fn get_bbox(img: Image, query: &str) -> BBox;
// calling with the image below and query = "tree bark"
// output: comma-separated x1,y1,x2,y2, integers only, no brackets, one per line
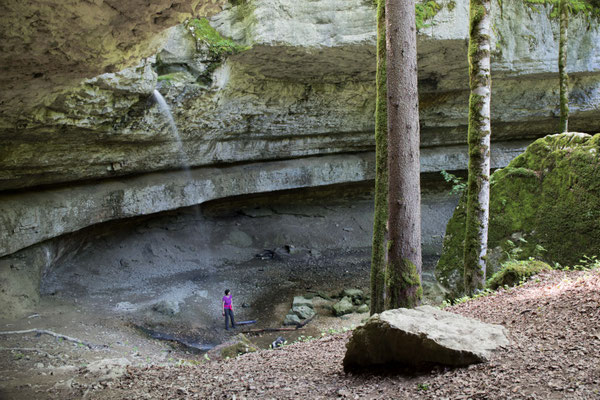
558,0,569,133
384,0,422,309
370,0,387,316
463,0,492,296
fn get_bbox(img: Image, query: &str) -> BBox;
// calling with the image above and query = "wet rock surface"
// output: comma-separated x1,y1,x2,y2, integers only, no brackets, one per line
1,180,457,318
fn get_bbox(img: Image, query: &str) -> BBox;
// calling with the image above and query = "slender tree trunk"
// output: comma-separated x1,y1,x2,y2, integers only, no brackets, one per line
370,0,387,315
463,0,492,296
558,0,569,133
384,0,422,309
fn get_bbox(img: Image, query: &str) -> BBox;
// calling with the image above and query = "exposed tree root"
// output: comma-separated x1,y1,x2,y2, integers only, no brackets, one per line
0,329,105,349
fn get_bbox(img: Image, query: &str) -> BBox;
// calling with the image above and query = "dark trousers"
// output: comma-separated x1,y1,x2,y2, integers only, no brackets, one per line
224,308,235,329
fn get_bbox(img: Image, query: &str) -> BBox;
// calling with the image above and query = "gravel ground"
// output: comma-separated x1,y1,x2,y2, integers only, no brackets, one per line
81,269,600,399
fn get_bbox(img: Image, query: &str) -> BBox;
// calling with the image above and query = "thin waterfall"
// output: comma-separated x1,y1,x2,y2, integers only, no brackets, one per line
153,89,199,216
153,89,190,167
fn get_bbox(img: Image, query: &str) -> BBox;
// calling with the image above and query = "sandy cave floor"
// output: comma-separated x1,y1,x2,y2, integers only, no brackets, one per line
1,269,599,399
0,247,378,400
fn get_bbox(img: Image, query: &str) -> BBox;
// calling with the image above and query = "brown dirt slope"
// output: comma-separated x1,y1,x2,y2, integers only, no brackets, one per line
97,269,600,399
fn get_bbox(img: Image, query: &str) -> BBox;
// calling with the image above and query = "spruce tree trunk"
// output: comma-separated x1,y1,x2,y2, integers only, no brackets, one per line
370,0,387,316
463,0,492,295
384,0,422,309
558,0,569,133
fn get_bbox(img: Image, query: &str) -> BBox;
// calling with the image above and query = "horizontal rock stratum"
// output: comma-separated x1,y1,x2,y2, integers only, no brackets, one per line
343,305,510,371
2,0,599,192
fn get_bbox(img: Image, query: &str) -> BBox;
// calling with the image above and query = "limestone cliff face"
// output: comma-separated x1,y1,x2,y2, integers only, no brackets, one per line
1,0,599,258
0,0,227,126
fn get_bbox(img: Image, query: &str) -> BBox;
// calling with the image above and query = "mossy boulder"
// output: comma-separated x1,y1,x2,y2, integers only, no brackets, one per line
333,297,355,316
436,133,600,296
210,334,258,360
486,260,551,290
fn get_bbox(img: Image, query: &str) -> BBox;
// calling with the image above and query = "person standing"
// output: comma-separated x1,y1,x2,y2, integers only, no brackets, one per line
222,289,235,330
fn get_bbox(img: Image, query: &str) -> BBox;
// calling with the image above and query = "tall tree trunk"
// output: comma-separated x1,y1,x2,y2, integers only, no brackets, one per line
558,0,569,133
384,0,422,309
370,0,387,315
463,0,492,296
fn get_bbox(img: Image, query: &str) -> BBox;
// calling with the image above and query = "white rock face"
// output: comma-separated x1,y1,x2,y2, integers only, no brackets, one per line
3,0,598,192
223,0,375,47
343,305,510,371
0,0,599,316
0,0,227,123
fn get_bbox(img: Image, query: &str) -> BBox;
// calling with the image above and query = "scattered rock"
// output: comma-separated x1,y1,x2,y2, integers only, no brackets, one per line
341,288,365,305
356,304,369,314
284,295,317,324
151,300,181,316
292,296,313,309
255,249,275,260
83,358,130,383
343,305,510,371
333,297,354,316
292,305,315,320
284,244,299,255
115,301,137,312
270,336,286,349
283,313,302,326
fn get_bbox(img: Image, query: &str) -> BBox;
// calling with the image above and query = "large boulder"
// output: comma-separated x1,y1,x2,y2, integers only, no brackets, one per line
436,133,600,297
343,306,509,372
284,296,316,325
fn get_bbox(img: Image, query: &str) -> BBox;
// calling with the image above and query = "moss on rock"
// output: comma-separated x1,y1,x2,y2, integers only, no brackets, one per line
185,18,248,57
486,259,551,290
436,132,600,297
217,334,258,359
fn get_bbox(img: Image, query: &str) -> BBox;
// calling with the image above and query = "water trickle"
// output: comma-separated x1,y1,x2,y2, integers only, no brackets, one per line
153,89,189,166
153,89,199,216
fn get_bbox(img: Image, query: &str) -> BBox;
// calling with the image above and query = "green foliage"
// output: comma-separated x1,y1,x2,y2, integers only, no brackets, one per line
417,383,431,391
571,255,600,270
487,259,551,289
157,73,181,82
416,1,443,29
522,0,600,19
441,170,466,194
441,287,495,307
185,18,248,57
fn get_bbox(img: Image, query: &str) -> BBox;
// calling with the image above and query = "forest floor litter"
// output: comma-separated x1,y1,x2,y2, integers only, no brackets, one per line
2,269,599,399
